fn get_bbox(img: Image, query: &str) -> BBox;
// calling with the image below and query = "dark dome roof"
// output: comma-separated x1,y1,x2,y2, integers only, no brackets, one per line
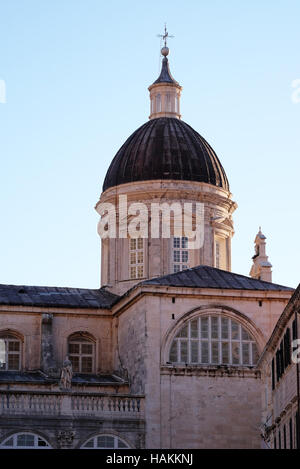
103,118,229,192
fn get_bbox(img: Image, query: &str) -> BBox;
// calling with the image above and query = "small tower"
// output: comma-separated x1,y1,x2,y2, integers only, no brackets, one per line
249,227,272,282
148,28,182,120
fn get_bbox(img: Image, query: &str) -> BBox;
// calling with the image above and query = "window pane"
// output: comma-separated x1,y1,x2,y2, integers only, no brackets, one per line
70,356,79,372
177,324,188,338
8,341,20,352
137,266,143,278
130,252,136,264
221,342,229,364
182,251,188,262
201,341,209,363
17,434,35,447
211,317,219,339
82,356,93,373
242,328,250,341
137,238,143,249
69,343,79,354
130,267,136,279
173,237,180,248
169,341,178,362
130,238,136,250
252,343,259,365
173,264,180,273
211,342,219,364
181,237,188,248
221,318,229,339
97,436,114,448
137,252,143,263
231,321,240,340
191,341,198,363
174,251,180,262
242,343,250,364
201,318,208,339
232,342,240,365
190,319,198,338
81,344,93,355
8,354,20,370
180,341,188,362
0,339,6,368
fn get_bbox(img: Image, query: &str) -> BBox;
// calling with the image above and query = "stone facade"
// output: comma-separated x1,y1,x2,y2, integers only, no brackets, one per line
0,40,296,450
259,285,300,449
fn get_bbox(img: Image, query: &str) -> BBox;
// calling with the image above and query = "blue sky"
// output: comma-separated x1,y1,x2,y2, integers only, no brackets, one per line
0,0,299,289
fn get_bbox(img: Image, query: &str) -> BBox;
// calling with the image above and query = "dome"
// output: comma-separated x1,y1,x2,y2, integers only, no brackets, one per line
102,118,229,192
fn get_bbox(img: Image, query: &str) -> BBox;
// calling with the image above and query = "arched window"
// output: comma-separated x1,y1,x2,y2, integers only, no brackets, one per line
156,94,161,113
81,434,130,449
169,315,259,366
68,333,95,373
0,332,22,371
0,432,51,449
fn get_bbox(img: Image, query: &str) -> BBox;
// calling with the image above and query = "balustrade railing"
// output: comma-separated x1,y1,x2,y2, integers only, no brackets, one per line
0,391,144,418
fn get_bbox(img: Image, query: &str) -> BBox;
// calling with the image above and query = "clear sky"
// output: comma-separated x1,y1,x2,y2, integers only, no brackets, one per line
0,0,299,289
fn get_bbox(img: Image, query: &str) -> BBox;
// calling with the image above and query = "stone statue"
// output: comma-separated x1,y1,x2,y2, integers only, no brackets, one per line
60,355,73,390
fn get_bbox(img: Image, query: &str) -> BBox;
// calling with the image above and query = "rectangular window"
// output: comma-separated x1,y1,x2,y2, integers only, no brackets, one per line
290,418,293,449
129,238,144,279
284,328,291,367
173,237,189,273
271,358,275,390
296,412,300,449
0,337,21,371
276,350,280,381
280,341,285,376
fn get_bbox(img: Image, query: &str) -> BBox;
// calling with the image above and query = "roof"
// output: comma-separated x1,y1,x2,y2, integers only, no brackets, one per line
0,284,119,309
0,371,52,383
0,371,126,385
0,266,292,311
142,265,293,291
103,118,229,192
152,57,179,85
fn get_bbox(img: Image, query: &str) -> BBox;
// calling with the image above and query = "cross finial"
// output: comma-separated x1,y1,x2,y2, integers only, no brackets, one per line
157,24,174,48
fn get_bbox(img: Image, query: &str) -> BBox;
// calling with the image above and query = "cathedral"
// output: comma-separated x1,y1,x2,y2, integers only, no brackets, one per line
0,38,295,449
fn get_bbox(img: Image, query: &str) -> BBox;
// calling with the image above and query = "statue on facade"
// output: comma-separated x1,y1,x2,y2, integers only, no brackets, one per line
59,355,73,390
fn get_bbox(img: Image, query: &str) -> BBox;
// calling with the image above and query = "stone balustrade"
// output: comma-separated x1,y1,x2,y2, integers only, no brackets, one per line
0,390,144,418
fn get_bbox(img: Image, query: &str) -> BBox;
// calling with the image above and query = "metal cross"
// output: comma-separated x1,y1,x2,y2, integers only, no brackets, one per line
157,24,174,48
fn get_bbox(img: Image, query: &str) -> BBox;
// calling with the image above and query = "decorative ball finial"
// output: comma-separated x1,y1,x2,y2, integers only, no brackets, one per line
161,46,169,57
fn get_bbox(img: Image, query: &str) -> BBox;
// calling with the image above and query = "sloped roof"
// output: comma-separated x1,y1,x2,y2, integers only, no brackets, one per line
152,57,179,85
0,284,119,309
142,265,293,291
